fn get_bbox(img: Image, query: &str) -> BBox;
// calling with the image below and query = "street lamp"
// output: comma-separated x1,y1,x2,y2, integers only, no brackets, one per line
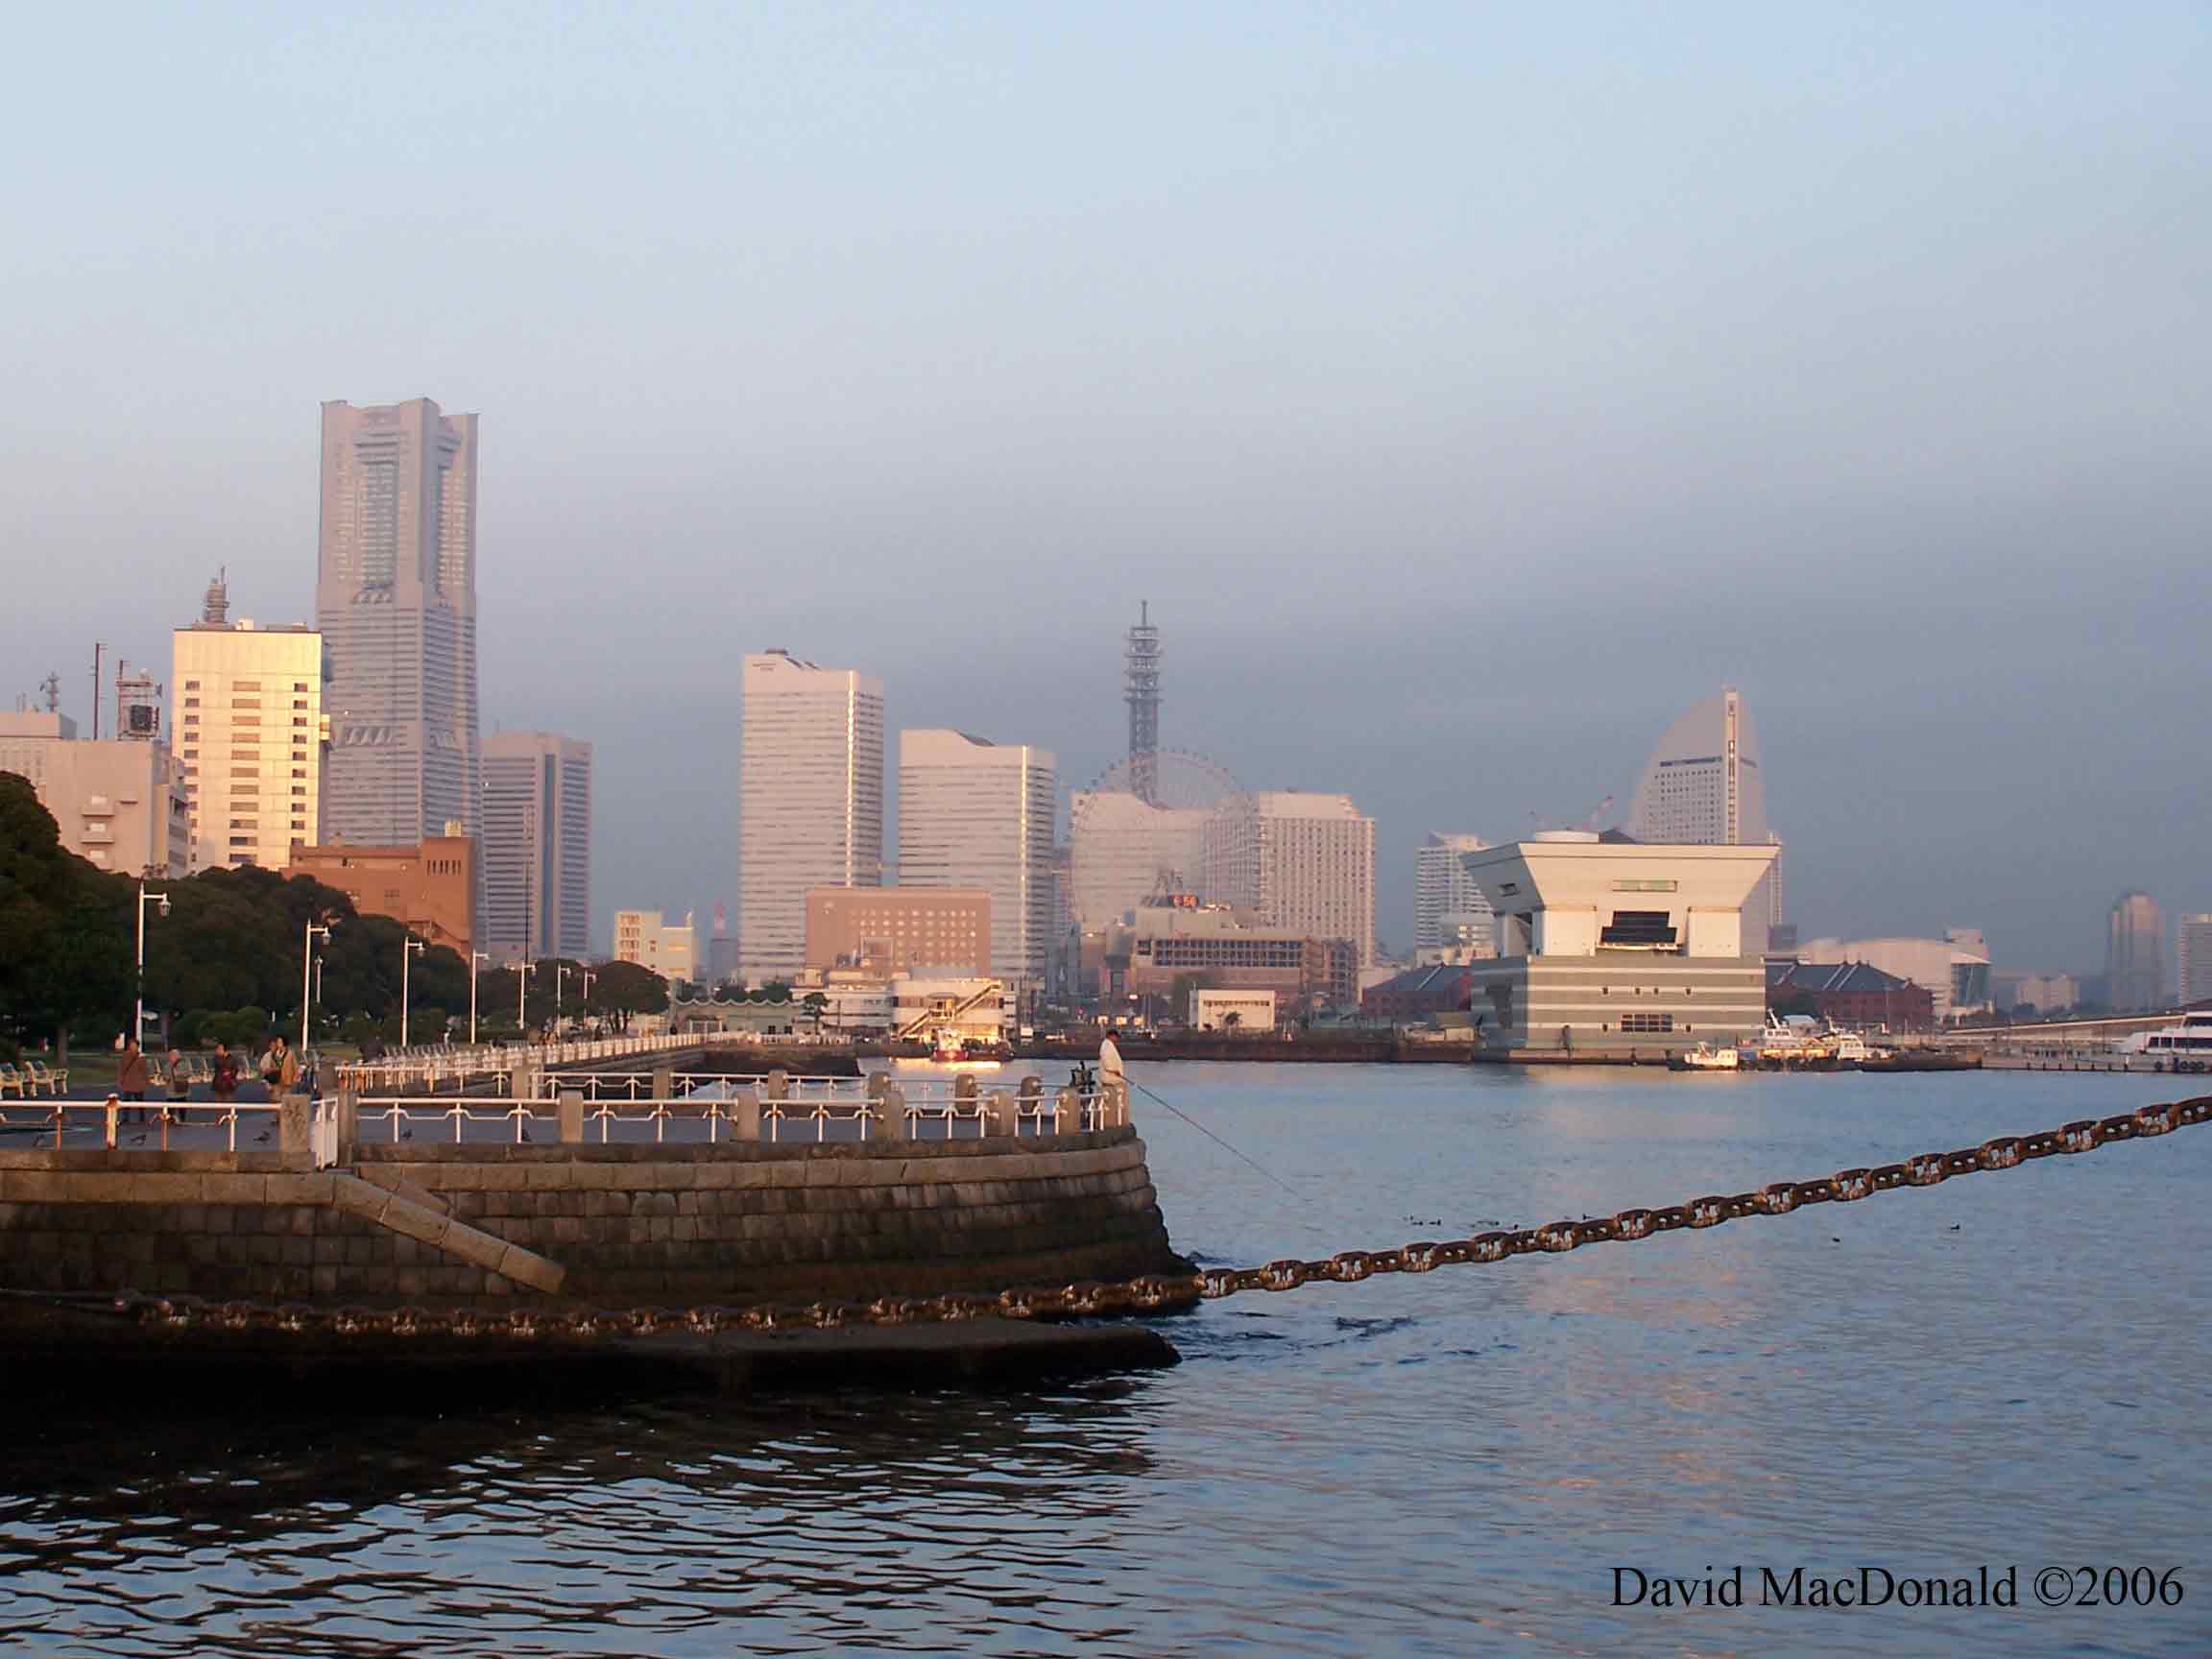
517,959,534,1037
580,967,596,1029
400,934,426,1049
301,917,332,1061
134,882,171,1047
554,964,570,1032
469,950,490,1046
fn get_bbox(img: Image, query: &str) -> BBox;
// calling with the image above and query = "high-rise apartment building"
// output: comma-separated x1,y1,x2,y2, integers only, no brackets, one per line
2177,915,2212,1006
613,909,697,983
480,732,591,963
1627,686,1783,950
172,573,325,871
1252,792,1375,966
1415,832,1494,954
316,397,480,845
897,729,1055,984
2106,892,2166,1012
0,712,188,877
738,651,884,983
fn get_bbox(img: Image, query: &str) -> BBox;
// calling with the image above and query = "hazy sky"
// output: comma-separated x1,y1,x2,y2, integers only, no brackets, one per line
6,3,2207,973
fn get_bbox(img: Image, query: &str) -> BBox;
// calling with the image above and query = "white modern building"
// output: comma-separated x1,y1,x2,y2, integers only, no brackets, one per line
480,731,591,963
738,651,884,983
613,908,697,984
171,574,325,872
897,729,1055,986
2105,892,2166,1012
1627,687,1783,950
0,712,189,877
1458,832,1778,1052
1415,831,1495,955
2180,915,2212,1007
316,397,480,845
1191,988,1278,1032
1253,791,1375,966
1795,933,1993,1024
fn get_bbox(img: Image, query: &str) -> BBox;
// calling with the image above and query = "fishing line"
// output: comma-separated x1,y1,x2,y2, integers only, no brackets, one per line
1122,1075,1305,1204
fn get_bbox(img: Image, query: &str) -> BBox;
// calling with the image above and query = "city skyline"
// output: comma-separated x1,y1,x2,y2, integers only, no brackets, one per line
6,8,2208,973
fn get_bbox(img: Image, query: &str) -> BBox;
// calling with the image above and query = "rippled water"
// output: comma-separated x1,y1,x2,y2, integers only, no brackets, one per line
5,1063,2208,1656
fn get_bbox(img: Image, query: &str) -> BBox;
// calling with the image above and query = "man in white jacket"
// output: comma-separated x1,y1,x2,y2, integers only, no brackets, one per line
1095,1028,1127,1122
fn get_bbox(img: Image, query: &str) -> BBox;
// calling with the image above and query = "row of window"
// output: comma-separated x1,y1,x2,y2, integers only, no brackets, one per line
181,681,310,693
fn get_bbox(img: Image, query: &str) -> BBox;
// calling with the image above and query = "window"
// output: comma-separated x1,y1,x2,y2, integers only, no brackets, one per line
184,681,200,691
182,697,200,709
182,714,199,726
1622,1012,1673,1034
228,835,253,847
291,786,307,797
232,698,261,709
293,682,308,692
291,769,307,780
234,681,261,691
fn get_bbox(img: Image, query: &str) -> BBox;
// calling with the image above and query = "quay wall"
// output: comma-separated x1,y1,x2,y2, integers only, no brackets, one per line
0,1128,1180,1307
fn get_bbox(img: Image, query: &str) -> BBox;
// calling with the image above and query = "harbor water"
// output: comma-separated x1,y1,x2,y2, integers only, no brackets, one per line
4,1062,2207,1656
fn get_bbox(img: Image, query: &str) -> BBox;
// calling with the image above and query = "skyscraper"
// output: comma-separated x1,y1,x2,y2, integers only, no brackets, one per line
2178,914,2212,1006
172,573,325,872
1627,686,1782,950
2105,892,2166,1012
316,397,480,845
898,730,1056,984
480,731,591,963
738,651,884,983
1253,792,1376,966
1415,832,1494,954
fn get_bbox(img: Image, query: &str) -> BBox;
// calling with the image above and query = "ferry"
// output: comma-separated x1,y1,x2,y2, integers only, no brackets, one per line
2117,1010,2212,1058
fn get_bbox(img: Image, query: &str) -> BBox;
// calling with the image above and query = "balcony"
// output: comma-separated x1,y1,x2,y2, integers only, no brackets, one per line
82,795,114,816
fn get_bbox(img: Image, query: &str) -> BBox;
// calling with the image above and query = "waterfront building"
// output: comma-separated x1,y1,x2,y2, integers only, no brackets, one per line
2180,915,2212,1007
1415,831,1495,955
1109,902,1358,1011
805,886,991,977
613,909,697,983
316,397,480,845
480,731,591,963
171,574,325,872
2106,892,2167,1011
1253,792,1376,967
1626,687,1783,950
1458,832,1778,1052
286,831,474,953
738,651,884,983
897,730,1054,985
1767,960,1936,1032
0,712,188,877
1793,934,1992,1025
1191,989,1278,1032
1361,962,1477,1025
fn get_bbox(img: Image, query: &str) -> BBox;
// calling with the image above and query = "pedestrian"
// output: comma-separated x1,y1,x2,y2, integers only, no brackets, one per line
259,1037,284,1097
116,1037,151,1124
276,1037,301,1096
165,1045,190,1117
210,1041,241,1107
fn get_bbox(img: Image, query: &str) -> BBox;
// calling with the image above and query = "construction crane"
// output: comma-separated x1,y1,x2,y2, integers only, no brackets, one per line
1581,795,1615,831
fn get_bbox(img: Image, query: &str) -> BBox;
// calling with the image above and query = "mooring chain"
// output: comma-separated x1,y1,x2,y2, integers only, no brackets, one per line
108,1097,2211,1341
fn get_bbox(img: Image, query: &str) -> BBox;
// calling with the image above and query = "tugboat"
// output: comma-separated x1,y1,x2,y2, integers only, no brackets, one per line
1669,1041,1742,1071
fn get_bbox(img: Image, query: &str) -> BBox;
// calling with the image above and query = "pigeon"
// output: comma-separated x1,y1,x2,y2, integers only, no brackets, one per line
253,1129,272,1143
1948,1223,1961,1231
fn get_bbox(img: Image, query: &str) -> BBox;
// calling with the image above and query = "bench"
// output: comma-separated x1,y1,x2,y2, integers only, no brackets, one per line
24,1061,68,1097
0,1063,25,1099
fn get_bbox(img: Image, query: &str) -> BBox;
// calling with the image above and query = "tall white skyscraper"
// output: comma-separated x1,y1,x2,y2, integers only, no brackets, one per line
316,397,480,845
480,731,591,963
1627,686,1782,950
898,730,1055,984
2178,914,2212,1006
1415,832,1494,954
2105,891,2166,1011
1253,792,1376,966
172,573,325,873
739,651,884,983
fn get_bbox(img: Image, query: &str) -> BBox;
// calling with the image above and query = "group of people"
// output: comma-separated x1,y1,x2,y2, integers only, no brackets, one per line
110,1035,303,1122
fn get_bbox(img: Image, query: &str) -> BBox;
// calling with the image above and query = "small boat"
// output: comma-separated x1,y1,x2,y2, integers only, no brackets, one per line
928,1028,963,1063
1670,1041,1741,1071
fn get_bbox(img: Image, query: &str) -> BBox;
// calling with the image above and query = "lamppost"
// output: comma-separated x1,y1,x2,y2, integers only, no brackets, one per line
517,960,534,1037
554,964,570,1033
469,950,489,1046
400,935,425,1049
134,882,171,1047
301,917,332,1061
579,967,596,1030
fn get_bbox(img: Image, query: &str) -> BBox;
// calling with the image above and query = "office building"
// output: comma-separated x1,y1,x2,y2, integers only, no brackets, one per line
480,731,591,963
1253,791,1376,967
287,831,474,953
738,651,884,982
613,909,698,983
1626,687,1783,950
316,397,480,844
2177,916,2212,1006
0,712,188,877
2106,892,2167,1011
172,573,325,872
897,729,1054,984
805,887,991,977
1459,832,1779,1052
1415,831,1494,955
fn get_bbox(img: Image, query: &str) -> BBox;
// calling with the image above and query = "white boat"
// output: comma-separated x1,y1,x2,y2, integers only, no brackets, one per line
1670,1041,1741,1070
2117,1010,2212,1057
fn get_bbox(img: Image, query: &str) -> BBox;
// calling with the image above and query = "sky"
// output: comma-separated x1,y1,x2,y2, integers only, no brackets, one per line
4,2,2207,974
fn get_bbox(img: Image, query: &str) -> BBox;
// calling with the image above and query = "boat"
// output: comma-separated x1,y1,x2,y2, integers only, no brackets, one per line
1669,1041,1741,1071
2117,1010,2212,1061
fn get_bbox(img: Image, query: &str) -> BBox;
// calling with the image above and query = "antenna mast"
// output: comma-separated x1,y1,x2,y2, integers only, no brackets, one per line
1123,601,1161,805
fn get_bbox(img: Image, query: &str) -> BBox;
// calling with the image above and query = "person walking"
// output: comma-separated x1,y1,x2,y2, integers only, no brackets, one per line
116,1038,151,1124
276,1038,301,1096
209,1042,241,1107
165,1046,191,1117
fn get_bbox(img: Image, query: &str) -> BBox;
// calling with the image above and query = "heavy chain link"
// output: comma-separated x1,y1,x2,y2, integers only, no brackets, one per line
107,1096,2210,1341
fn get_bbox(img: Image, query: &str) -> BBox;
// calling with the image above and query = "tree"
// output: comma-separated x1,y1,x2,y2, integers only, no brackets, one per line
0,773,132,1056
589,959,669,1031
1221,1010,1243,1034
802,991,829,1032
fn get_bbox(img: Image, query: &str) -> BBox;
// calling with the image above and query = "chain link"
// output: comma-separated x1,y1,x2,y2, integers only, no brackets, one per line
106,1096,2209,1341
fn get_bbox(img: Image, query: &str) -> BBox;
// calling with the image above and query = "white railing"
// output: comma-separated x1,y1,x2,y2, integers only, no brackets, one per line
333,1032,695,1094
0,1100,286,1153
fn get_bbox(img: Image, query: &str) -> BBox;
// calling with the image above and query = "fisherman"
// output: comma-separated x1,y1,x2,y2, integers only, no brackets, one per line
1096,1026,1127,1120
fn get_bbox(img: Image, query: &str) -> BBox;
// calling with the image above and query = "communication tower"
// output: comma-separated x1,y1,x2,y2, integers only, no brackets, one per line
115,661,163,742
1123,602,1161,805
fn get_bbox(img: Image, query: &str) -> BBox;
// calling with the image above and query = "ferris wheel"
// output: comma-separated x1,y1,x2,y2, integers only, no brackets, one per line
1068,749,1258,926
